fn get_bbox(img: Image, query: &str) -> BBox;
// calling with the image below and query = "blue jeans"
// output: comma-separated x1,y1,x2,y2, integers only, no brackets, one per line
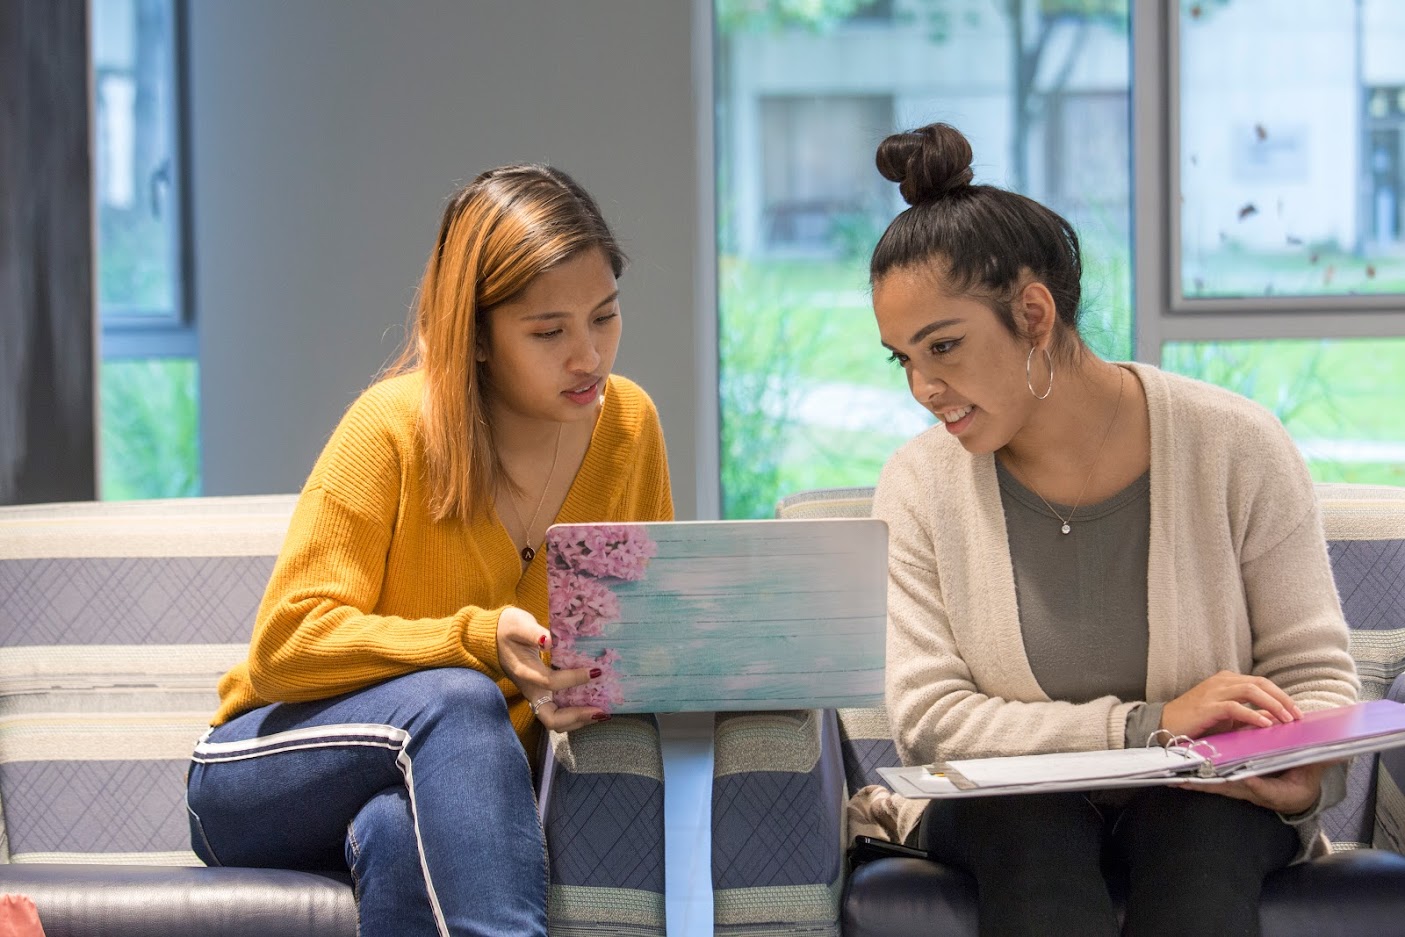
186,668,547,937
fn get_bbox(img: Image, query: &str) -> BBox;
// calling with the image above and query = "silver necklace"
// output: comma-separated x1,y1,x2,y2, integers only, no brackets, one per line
1028,368,1125,535
502,425,563,563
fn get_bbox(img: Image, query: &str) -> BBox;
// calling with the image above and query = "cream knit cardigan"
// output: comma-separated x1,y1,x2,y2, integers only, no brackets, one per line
874,363,1359,848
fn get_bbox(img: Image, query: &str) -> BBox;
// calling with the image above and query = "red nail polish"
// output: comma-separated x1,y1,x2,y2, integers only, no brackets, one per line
589,668,602,679
539,635,547,648
591,713,610,722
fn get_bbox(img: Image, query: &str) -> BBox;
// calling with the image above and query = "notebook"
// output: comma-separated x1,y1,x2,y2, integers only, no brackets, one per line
879,699,1405,799
544,518,888,713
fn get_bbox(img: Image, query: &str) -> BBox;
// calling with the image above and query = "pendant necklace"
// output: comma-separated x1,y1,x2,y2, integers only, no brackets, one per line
503,425,563,563
1029,368,1125,535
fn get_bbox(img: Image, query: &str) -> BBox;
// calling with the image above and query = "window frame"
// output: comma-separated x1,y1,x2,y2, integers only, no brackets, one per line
707,0,1405,515
95,0,196,361
1144,0,1405,336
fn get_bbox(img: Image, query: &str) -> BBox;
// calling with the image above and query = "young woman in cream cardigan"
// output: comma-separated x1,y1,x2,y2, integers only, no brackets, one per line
186,165,672,936
870,123,1358,937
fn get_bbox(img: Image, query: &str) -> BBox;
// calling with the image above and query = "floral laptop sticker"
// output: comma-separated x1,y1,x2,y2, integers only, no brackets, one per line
545,518,887,713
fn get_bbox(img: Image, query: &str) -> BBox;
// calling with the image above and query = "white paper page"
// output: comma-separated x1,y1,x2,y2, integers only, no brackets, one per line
877,757,1207,800
946,746,1202,789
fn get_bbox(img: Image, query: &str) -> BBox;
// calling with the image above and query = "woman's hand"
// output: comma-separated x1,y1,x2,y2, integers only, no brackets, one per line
496,606,608,732
1160,670,1302,739
1179,762,1328,816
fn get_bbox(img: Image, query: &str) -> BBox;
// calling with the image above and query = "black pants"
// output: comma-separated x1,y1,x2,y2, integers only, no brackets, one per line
919,785,1299,937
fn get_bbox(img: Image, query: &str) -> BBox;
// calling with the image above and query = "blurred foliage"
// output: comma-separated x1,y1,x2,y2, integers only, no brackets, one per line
718,258,837,518
100,357,201,500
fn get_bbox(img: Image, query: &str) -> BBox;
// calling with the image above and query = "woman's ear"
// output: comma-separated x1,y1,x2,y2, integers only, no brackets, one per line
1017,280,1058,348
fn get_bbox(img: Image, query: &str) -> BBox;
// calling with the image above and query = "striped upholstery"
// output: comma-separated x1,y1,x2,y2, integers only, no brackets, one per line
776,483,1405,858
0,495,663,935
0,495,295,866
696,490,878,935
711,710,844,937
540,714,667,936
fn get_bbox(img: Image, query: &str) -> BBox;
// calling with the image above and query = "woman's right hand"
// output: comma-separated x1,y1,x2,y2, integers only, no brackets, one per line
1160,670,1303,739
496,605,608,732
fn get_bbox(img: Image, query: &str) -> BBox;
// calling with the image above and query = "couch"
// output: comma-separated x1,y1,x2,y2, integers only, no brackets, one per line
756,483,1405,937
0,495,669,937
5,483,1403,936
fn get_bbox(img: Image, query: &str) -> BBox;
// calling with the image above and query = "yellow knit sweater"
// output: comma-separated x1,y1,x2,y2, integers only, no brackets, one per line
211,371,673,749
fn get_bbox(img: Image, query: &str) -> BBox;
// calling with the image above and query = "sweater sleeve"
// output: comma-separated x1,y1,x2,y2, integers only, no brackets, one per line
246,486,506,704
1238,421,1359,712
243,396,506,705
877,450,1140,766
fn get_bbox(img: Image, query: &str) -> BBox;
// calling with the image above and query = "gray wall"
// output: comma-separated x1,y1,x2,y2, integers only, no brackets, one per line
186,0,713,517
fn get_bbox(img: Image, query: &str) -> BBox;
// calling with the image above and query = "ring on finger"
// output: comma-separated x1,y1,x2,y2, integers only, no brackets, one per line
530,694,553,717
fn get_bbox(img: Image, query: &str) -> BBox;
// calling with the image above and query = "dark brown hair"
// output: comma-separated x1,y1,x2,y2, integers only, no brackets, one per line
870,123,1083,347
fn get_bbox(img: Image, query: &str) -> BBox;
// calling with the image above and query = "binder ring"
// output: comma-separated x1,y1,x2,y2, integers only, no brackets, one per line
1145,728,1177,749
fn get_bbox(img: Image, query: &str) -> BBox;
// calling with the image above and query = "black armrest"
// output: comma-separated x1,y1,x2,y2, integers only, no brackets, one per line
0,864,356,937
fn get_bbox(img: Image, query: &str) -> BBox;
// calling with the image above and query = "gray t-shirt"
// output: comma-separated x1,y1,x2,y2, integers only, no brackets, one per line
996,460,1163,747
996,459,1343,822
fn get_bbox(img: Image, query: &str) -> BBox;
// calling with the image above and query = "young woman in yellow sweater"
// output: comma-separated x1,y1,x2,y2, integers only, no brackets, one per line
185,165,673,937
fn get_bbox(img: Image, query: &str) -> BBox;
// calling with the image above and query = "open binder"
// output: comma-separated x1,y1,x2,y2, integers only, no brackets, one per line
879,699,1405,800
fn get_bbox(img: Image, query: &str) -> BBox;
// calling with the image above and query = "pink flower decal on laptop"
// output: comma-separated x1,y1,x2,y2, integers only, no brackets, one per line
549,524,658,580
550,647,624,710
546,524,658,715
548,571,620,640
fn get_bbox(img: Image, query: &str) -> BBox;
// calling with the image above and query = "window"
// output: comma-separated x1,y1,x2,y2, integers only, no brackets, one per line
715,0,1405,518
1156,0,1405,483
91,0,200,499
1162,339,1405,487
715,1,1133,518
1176,0,1405,300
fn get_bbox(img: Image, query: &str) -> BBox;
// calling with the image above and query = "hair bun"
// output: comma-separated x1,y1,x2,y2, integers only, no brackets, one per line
875,123,975,206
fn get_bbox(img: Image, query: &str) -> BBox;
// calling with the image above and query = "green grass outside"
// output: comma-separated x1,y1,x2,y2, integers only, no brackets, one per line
99,357,201,500
1183,247,1405,299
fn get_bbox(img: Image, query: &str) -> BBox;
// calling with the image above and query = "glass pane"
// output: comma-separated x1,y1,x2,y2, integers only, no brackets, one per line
92,0,181,320
1178,0,1405,299
716,1,1132,517
1161,339,1405,486
99,358,201,499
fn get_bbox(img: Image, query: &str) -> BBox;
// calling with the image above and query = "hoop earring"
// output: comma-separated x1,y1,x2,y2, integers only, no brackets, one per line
1026,346,1054,400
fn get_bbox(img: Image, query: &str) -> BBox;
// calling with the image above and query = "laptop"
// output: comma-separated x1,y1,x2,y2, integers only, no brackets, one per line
544,518,888,713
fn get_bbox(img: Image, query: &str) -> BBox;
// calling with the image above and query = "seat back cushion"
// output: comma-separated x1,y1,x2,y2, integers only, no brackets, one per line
0,495,295,865
780,483,1405,856
1316,484,1405,850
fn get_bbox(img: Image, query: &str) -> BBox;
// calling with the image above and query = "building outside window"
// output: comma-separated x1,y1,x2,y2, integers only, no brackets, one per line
715,0,1405,519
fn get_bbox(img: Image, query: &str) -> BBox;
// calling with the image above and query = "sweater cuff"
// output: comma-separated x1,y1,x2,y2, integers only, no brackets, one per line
460,606,505,680
1278,760,1348,826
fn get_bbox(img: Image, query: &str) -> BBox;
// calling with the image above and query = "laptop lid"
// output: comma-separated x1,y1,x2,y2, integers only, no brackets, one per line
544,518,888,713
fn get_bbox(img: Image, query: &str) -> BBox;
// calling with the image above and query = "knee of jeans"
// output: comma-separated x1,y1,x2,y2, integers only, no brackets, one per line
346,788,417,872
404,668,512,724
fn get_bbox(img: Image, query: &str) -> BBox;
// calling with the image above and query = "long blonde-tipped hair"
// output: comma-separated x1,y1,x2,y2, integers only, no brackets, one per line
385,165,626,525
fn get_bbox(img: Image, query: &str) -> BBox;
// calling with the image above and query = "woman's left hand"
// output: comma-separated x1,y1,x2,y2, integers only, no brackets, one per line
1178,761,1329,815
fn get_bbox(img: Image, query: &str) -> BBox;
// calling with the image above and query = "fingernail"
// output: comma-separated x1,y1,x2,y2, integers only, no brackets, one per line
539,635,547,648
591,713,610,722
589,668,602,679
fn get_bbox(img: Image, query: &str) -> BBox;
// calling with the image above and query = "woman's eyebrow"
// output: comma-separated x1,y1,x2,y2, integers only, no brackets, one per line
519,290,620,322
908,318,963,345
